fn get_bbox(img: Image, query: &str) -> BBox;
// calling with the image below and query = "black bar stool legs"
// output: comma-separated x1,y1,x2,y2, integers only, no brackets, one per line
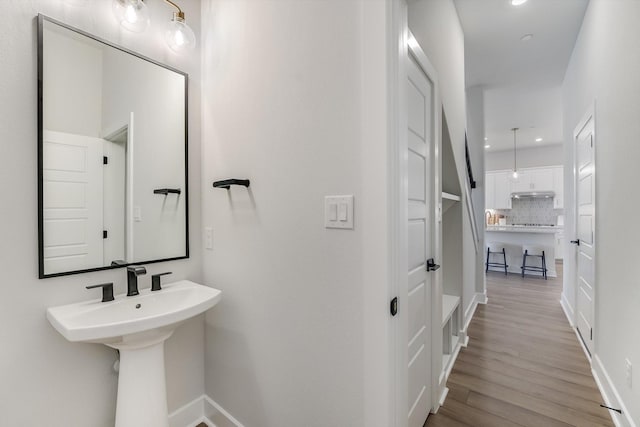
486,243,508,275
521,245,547,280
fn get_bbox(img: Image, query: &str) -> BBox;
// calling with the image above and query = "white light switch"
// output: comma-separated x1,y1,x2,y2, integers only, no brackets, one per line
338,203,348,221
134,206,142,222
329,203,338,221
325,195,354,229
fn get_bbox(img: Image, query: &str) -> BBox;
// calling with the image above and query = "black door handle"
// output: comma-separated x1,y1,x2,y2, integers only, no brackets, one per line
570,239,580,246
426,258,441,272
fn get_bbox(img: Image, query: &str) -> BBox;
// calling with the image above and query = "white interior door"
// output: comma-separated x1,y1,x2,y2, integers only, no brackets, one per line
43,130,104,274
574,115,596,356
405,52,434,427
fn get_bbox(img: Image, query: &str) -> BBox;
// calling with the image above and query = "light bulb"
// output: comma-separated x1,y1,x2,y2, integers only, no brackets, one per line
165,16,196,52
513,171,518,179
112,0,150,33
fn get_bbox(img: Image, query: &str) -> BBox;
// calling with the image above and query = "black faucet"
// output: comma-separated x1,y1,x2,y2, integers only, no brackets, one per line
126,265,147,296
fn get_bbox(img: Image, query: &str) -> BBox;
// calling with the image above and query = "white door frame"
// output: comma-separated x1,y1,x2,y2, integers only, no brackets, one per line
571,103,597,359
407,37,443,415
388,0,443,419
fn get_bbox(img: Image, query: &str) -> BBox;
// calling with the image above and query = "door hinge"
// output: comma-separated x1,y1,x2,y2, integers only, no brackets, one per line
590,328,593,340
103,230,108,239
103,156,108,165
390,297,398,317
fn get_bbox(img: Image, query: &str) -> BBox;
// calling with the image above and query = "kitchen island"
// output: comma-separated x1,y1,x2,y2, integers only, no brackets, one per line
485,225,561,278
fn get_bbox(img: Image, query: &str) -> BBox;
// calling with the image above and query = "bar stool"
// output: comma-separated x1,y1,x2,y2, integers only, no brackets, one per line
486,242,508,275
521,245,547,280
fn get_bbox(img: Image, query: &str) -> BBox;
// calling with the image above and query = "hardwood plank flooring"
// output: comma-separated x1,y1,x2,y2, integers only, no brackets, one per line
425,263,614,427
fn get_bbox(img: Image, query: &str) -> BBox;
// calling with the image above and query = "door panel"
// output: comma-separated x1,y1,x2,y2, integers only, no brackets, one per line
43,130,104,274
405,53,433,427
575,118,595,356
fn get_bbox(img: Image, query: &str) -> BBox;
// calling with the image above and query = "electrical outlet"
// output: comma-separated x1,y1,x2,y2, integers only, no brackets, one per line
625,358,632,388
205,227,213,250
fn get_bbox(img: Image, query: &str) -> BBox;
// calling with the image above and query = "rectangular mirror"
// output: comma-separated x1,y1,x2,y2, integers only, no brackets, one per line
38,15,189,278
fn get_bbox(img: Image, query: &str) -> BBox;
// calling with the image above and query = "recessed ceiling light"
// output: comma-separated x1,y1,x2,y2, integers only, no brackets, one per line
485,145,491,149
511,0,528,5
535,137,543,142
520,34,534,42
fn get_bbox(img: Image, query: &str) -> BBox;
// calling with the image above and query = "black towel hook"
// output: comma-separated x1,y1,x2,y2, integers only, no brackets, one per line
213,179,250,190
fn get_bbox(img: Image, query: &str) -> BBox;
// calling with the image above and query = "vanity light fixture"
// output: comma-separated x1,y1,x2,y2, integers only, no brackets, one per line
512,127,519,179
164,0,196,52
511,0,528,5
112,0,196,52
485,144,491,149
112,0,150,33
535,137,543,142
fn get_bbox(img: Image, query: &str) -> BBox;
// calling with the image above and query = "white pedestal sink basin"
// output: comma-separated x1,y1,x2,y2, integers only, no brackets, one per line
47,280,221,427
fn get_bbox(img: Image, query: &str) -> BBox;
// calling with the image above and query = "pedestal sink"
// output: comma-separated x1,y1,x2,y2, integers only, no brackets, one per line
47,280,221,427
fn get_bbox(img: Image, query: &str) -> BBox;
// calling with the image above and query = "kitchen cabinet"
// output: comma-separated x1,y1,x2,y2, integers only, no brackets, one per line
553,166,564,209
555,232,564,259
493,171,512,209
487,166,563,210
511,168,553,192
485,171,511,210
485,172,495,210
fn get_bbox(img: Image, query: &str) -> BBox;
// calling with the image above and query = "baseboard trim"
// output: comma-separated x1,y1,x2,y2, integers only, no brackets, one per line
204,395,245,427
560,292,575,327
592,354,637,427
169,395,244,427
463,292,486,334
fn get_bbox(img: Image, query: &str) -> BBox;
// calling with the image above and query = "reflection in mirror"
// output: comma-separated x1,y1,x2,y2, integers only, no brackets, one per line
38,15,188,278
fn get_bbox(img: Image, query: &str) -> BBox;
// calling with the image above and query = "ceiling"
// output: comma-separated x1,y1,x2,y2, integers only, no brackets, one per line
454,0,589,152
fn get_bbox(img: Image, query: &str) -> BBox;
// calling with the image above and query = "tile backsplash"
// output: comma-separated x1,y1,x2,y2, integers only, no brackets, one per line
493,198,562,225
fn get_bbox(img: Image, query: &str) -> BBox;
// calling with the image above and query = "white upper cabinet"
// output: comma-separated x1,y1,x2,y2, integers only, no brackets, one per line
486,166,562,210
493,171,512,209
531,168,554,191
485,171,511,210
510,170,531,193
553,166,564,209
511,168,553,192
485,172,495,210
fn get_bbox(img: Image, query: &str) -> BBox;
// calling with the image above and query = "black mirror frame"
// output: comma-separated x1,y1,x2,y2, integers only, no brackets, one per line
37,14,190,278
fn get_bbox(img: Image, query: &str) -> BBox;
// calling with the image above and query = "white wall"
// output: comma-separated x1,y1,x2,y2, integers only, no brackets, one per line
562,0,640,423
200,0,392,426
43,25,103,137
485,144,564,171
0,1,203,425
408,1,478,314
466,86,486,294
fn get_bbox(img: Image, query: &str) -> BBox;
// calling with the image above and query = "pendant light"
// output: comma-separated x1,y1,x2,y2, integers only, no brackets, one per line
112,0,150,33
164,0,196,52
511,127,519,179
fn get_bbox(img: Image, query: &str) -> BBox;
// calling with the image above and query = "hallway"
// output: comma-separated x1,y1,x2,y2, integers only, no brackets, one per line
425,263,614,427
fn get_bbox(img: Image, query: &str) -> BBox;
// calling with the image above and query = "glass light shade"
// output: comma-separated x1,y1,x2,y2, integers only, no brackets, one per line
513,171,519,179
165,18,196,52
112,0,150,33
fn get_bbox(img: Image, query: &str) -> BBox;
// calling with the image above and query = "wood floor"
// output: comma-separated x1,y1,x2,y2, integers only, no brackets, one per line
425,263,614,427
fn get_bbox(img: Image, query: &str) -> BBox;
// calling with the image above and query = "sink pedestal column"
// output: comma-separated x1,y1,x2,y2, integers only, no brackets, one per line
110,330,174,427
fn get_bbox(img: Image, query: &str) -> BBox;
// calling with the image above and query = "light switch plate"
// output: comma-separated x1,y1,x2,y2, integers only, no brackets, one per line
325,195,354,229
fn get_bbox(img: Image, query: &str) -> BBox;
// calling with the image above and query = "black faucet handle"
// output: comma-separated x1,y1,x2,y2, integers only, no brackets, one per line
86,283,115,302
127,265,147,276
151,272,172,291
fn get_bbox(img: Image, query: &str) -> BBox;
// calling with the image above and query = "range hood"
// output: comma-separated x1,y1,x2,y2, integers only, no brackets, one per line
511,191,555,199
